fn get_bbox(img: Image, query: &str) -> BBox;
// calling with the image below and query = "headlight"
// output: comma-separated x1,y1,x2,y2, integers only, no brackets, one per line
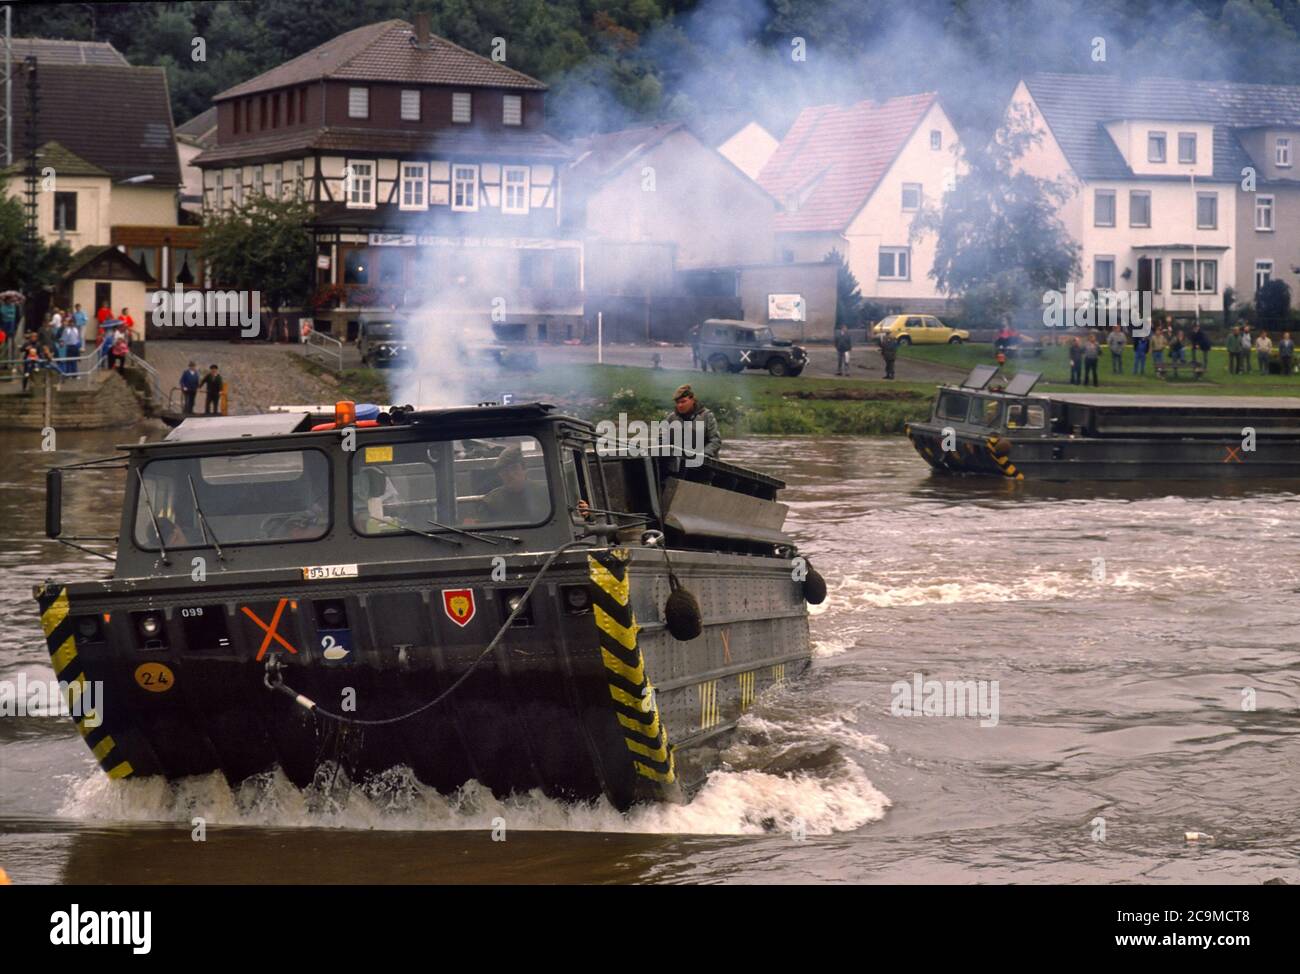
138,614,161,638
507,595,524,614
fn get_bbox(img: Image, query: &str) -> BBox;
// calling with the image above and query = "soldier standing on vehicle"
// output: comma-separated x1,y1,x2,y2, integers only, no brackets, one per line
662,384,721,459
879,330,898,380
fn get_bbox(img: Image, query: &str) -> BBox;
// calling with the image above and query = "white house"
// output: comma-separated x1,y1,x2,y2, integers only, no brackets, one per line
1010,74,1255,322
757,93,961,314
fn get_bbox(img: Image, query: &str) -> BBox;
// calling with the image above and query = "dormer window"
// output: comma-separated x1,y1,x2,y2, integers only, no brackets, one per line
503,95,522,126
1178,132,1196,164
348,86,369,120
1277,137,1292,167
452,92,472,124
1147,131,1166,163
401,90,421,121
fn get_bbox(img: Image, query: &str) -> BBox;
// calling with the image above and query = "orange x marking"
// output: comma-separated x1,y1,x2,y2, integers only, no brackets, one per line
1223,446,1243,464
241,599,299,661
721,627,732,664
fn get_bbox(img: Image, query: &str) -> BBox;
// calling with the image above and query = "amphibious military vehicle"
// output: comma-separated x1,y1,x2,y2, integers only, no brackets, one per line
36,402,819,810
907,366,1300,481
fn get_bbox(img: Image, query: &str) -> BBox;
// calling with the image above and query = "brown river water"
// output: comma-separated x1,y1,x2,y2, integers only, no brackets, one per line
1,426,1297,884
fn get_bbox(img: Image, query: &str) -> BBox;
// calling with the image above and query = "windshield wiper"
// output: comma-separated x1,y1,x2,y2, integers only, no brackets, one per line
427,518,519,545
134,469,170,565
374,515,461,546
187,474,224,561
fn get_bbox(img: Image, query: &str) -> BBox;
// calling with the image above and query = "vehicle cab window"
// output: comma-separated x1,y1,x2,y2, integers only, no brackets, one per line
936,391,970,421
1006,402,1047,430
977,397,1003,427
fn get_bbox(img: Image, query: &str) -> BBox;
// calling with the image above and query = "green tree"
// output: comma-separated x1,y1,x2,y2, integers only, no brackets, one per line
1256,278,1292,321
0,179,74,296
913,105,1080,326
825,248,864,327
199,195,315,319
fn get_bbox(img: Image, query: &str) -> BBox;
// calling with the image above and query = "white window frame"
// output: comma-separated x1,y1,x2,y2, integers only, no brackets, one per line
295,161,305,201
901,182,922,211
232,174,243,207
346,160,374,209
273,164,283,200
878,247,910,281
502,95,522,126
1177,132,1196,164
1276,136,1292,168
452,92,472,124
252,165,264,196
451,164,478,211
1094,255,1116,290
214,171,224,210
1129,190,1151,228
1151,257,1163,295
1256,194,1274,231
1171,258,1217,293
1196,191,1217,230
401,89,421,122
400,162,428,211
348,86,369,120
1148,131,1166,163
1255,259,1273,291
1094,189,1116,227
929,129,941,150
502,165,529,214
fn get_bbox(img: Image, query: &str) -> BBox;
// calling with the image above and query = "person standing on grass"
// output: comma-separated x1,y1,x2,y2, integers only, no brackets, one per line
1132,333,1148,375
1068,336,1083,384
1151,326,1167,375
879,330,898,380
1083,334,1101,386
1280,332,1294,376
1256,332,1273,375
1107,325,1125,373
1226,327,1241,374
1241,324,1253,372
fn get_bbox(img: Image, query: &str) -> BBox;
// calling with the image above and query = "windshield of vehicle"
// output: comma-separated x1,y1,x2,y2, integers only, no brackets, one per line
364,323,401,339
352,434,550,536
975,397,1003,427
751,327,775,345
936,391,970,421
134,449,330,549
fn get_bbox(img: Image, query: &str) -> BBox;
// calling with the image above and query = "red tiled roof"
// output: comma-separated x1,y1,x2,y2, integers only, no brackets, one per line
758,93,937,232
214,20,545,102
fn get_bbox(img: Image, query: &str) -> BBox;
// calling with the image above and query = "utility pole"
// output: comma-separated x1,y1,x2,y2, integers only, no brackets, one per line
2,5,12,168
23,55,38,309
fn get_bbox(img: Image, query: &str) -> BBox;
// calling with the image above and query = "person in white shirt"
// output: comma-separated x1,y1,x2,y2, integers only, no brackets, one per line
1256,333,1273,374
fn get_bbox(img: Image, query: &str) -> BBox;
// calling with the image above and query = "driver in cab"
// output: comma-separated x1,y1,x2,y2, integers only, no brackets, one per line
481,445,548,523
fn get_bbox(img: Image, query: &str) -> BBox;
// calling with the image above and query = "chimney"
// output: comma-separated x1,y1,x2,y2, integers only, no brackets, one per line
414,13,430,49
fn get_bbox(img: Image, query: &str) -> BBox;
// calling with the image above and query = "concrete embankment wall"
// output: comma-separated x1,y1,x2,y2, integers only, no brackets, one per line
0,371,144,430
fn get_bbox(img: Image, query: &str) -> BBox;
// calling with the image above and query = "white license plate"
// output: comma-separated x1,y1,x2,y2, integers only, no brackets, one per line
301,564,359,581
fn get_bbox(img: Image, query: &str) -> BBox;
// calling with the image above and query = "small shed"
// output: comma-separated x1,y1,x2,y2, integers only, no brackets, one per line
58,245,152,341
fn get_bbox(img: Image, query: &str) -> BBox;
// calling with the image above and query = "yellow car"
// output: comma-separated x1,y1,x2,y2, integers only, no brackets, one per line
871,314,970,345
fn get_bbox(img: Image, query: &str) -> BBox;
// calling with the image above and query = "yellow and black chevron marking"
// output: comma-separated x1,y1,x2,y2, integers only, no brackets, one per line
699,679,720,730
771,663,786,686
738,671,756,711
587,549,675,785
36,584,133,780
985,436,1024,480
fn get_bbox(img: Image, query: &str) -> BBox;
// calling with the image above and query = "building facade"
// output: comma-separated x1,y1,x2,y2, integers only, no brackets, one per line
195,17,578,341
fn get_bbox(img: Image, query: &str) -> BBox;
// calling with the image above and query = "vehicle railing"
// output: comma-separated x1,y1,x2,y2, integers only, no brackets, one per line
303,329,343,372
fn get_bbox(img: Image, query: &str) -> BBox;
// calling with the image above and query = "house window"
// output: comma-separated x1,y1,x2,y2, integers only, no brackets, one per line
378,248,403,284
273,164,283,200
452,164,478,211
1256,194,1274,231
253,165,263,195
1172,258,1216,292
299,88,307,123
343,247,372,285
1151,258,1163,294
1255,260,1273,291
1094,189,1116,227
1148,131,1166,162
295,161,305,200
452,92,472,124
930,129,942,150
901,183,922,211
259,95,267,128
127,246,157,282
1276,137,1292,167
878,247,910,280
171,248,198,286
1196,192,1217,229
214,171,224,209
287,90,295,125
348,87,369,119
1094,256,1115,290
400,162,427,210
502,166,529,214
502,95,522,126
53,191,77,232
347,161,374,208
1129,190,1151,227
272,92,280,127
401,89,421,121
233,174,243,207
1178,132,1196,164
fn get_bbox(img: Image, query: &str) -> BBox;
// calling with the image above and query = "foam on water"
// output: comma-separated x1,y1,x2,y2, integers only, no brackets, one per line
56,703,890,837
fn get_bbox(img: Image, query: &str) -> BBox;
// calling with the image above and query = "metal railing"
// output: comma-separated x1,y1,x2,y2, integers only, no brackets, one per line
124,351,176,409
302,329,344,372
0,345,102,383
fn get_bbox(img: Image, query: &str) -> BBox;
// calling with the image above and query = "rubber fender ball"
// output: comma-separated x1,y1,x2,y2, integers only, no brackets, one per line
990,437,1011,458
803,566,827,605
664,587,703,641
